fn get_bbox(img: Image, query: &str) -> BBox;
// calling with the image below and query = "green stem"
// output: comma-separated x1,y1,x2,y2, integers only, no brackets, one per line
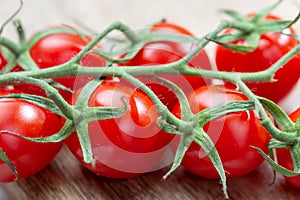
1,17,298,85
70,21,140,64
0,35,299,86
263,42,300,79
14,38,300,83
180,19,257,67
0,58,17,74
146,75,193,120
177,20,229,68
181,41,300,83
0,37,22,55
0,0,23,35
120,71,186,128
11,75,74,120
162,20,230,70
75,119,94,164
235,79,297,143
13,19,26,46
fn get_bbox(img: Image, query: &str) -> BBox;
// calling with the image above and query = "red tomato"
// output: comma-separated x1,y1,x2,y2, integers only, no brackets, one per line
0,53,22,72
215,14,300,103
66,81,174,178
120,21,212,109
276,108,300,188
0,53,7,69
172,84,271,179
15,27,106,99
0,87,63,182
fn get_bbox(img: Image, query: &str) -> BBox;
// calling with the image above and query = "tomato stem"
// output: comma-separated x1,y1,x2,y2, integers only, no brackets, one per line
121,71,187,128
13,19,27,46
0,15,298,147
69,21,140,64
235,79,298,143
0,37,22,56
146,75,193,120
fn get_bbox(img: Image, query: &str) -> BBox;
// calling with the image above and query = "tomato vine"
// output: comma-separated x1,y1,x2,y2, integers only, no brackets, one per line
0,0,300,198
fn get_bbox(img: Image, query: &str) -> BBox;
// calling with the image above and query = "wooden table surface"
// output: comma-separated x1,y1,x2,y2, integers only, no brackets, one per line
2,146,300,200
1,0,300,199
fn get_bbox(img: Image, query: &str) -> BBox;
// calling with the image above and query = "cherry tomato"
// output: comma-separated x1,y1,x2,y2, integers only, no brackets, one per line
276,108,300,188
120,21,212,109
0,53,22,72
15,27,106,99
215,14,300,103
0,87,63,182
66,81,174,178
172,84,271,179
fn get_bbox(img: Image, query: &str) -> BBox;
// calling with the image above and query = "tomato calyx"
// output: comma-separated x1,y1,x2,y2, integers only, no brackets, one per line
68,79,128,164
249,99,300,178
208,0,300,53
259,97,295,133
0,77,127,167
162,99,255,199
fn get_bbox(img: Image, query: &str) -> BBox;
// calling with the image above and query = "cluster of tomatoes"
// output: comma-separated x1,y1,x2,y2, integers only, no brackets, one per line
0,11,300,191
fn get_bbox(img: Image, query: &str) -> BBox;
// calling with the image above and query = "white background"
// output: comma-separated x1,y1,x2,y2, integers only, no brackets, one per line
1,0,299,38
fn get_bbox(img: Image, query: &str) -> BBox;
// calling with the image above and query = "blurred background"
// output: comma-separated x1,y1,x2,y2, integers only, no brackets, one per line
0,0,299,39
0,0,300,198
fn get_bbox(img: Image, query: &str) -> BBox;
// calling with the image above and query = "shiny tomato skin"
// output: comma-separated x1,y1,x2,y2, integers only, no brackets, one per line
120,21,211,109
215,14,300,103
0,88,63,182
277,108,300,188
0,53,23,73
15,28,106,98
172,84,271,179
66,81,174,178
30,32,105,88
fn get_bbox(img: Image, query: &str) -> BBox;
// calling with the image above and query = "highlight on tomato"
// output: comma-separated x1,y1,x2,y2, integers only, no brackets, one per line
0,87,63,183
120,21,212,109
215,14,300,104
172,84,271,179
65,80,175,178
276,107,300,188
